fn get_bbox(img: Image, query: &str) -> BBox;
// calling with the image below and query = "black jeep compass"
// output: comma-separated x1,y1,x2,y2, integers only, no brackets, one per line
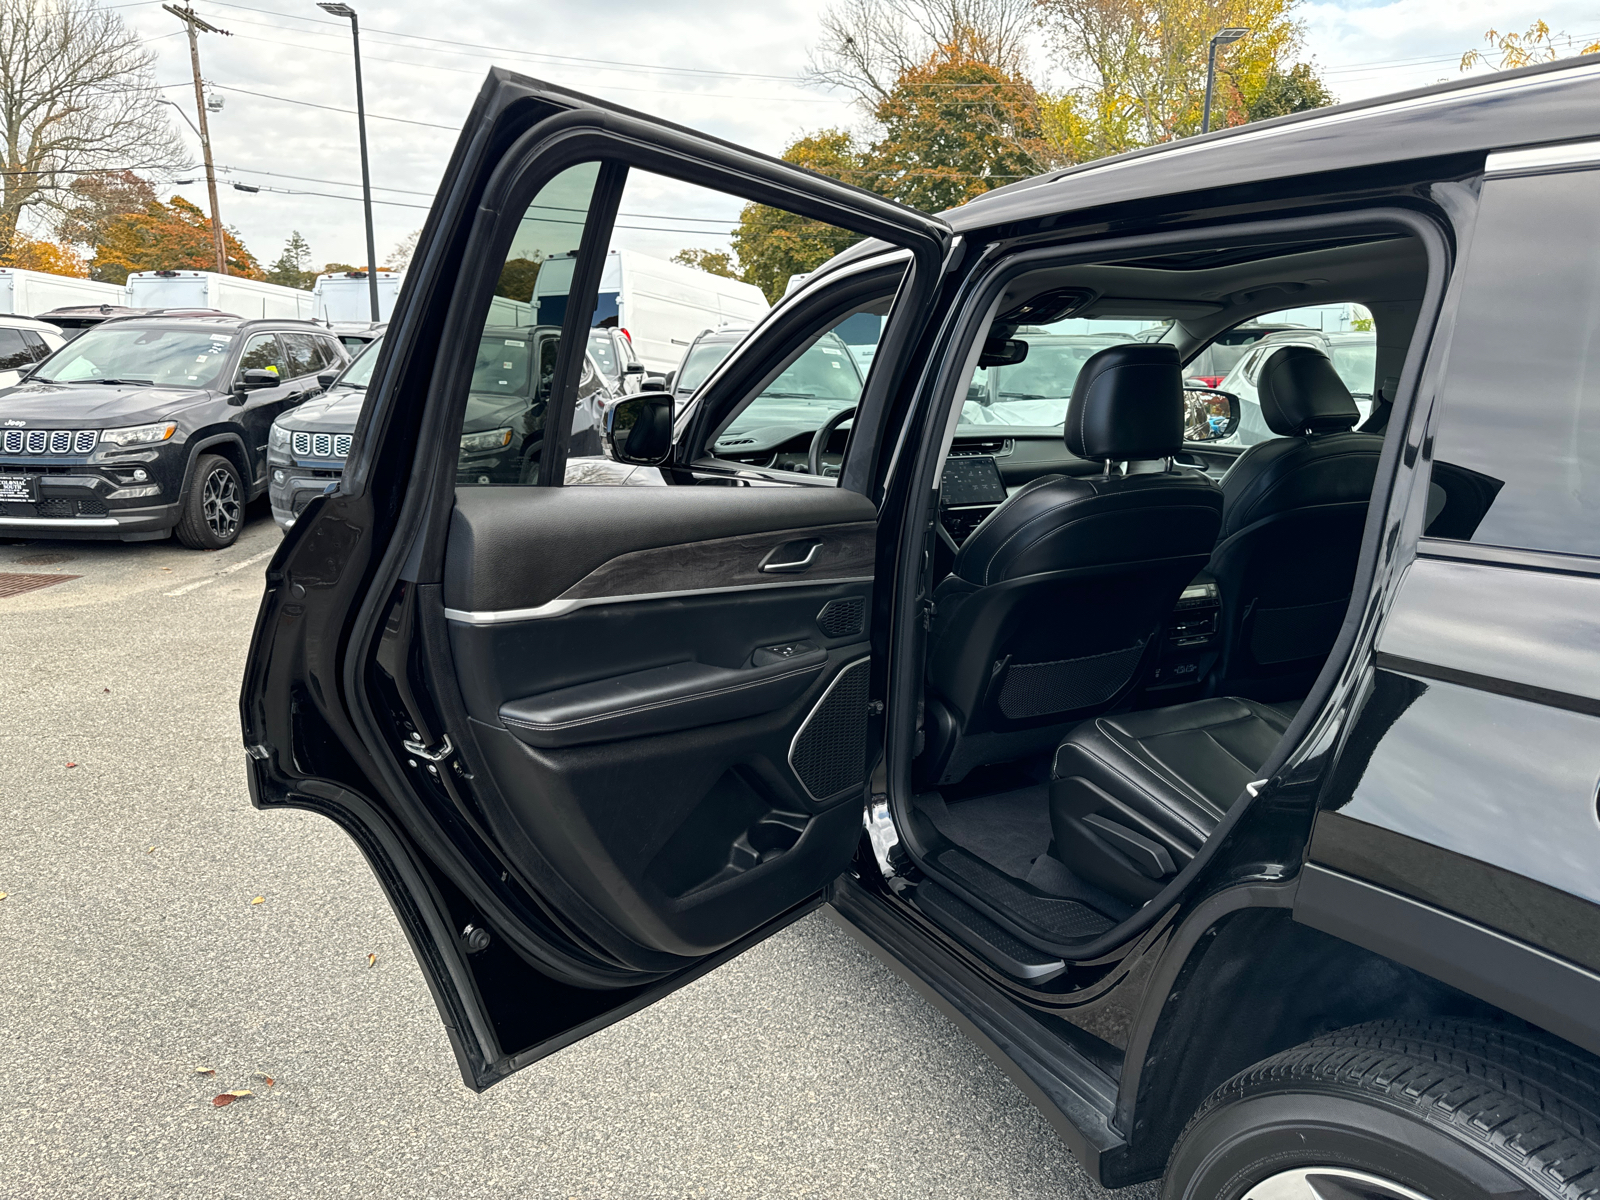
244,57,1600,1200
0,316,347,548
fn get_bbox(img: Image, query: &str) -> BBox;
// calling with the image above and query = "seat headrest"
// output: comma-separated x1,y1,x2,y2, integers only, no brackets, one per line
1064,343,1183,461
1257,344,1360,436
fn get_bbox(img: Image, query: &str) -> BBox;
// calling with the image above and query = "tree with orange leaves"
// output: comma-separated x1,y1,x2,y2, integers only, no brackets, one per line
89,196,262,284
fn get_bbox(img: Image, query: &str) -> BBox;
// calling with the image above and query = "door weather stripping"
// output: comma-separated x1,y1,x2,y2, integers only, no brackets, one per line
444,576,875,626
1486,138,1600,177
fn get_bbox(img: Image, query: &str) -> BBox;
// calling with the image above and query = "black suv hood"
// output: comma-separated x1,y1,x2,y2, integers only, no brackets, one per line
277,386,367,433
0,380,211,425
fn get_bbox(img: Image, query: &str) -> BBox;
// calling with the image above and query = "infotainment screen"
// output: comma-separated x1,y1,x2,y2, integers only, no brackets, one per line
941,455,1008,507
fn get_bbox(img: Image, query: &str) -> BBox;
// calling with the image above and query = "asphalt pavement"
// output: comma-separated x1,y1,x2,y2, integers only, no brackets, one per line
0,505,1148,1199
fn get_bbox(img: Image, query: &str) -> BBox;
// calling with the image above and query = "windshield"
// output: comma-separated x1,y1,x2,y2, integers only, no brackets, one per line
962,324,1157,427
336,334,383,389
758,336,861,401
678,340,737,393
1330,341,1377,398
33,326,236,387
587,330,617,376
471,333,538,399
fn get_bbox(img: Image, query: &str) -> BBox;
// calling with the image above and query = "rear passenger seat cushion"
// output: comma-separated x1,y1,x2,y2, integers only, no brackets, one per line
1047,698,1292,901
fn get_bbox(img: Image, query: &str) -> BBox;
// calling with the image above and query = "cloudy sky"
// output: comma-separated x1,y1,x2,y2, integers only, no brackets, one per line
109,0,1600,273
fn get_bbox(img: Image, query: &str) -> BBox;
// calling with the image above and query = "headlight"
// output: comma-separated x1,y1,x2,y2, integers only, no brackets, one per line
269,424,290,450
459,427,513,453
100,421,177,447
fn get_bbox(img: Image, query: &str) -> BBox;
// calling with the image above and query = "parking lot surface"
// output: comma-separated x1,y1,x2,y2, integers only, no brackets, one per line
0,506,1143,1199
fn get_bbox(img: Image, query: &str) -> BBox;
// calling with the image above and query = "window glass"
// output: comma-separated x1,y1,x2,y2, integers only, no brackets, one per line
282,332,323,378
677,338,738,394
1427,170,1600,554
20,330,49,361
239,333,287,380
32,326,235,386
586,329,617,376
454,161,603,487
961,318,1157,430
0,328,31,370
316,337,344,369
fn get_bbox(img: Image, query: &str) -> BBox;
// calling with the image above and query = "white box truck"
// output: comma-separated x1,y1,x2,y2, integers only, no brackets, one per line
124,270,315,319
0,268,125,317
534,249,769,375
311,270,403,323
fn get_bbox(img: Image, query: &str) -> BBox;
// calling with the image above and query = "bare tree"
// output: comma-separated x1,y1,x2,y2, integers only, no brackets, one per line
806,0,1039,108
0,0,183,261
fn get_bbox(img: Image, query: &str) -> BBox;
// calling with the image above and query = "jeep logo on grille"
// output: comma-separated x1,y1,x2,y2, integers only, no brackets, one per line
3,419,23,427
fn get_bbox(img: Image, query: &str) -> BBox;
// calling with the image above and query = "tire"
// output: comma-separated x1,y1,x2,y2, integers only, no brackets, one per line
1163,1019,1600,1200
174,453,245,549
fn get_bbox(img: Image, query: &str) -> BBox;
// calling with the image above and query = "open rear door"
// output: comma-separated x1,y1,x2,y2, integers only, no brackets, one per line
241,69,949,1089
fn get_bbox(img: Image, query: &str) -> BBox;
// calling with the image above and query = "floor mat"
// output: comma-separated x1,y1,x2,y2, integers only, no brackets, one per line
915,785,1052,881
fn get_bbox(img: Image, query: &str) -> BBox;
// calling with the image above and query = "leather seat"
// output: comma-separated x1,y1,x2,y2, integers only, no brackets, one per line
1049,696,1291,902
1209,345,1384,697
920,344,1223,785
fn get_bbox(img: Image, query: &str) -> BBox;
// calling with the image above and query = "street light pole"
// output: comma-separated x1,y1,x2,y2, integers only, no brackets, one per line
1202,27,1249,135
163,4,231,274
319,2,380,323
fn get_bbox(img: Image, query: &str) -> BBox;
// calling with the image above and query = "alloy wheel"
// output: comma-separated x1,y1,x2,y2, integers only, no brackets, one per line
1241,1167,1436,1200
202,465,243,540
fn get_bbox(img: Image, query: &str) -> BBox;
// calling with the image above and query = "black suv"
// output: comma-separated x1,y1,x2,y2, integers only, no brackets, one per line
244,60,1600,1198
0,316,347,547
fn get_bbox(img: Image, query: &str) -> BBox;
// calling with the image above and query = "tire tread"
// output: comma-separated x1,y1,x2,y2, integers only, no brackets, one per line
1183,1018,1600,1199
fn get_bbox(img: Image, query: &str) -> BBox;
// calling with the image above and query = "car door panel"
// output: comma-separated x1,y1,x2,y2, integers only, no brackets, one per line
243,68,947,1087
440,484,876,957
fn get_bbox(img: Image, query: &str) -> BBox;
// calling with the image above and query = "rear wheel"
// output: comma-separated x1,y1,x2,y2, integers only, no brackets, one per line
175,453,244,549
1164,1019,1600,1200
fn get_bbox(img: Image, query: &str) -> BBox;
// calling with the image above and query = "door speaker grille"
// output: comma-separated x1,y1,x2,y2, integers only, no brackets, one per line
788,657,871,802
816,595,865,638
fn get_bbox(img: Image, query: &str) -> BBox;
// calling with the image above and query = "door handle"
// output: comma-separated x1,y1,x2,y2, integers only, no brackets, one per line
760,539,822,573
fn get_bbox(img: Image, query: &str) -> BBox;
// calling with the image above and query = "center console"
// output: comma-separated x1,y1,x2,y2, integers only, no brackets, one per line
1147,577,1222,693
939,454,1008,545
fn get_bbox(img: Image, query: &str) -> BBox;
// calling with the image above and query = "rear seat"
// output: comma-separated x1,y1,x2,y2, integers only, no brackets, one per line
1048,697,1293,902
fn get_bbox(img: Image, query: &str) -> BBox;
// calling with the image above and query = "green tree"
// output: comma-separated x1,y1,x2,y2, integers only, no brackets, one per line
1240,62,1334,121
671,248,738,279
732,131,868,302
865,47,1057,211
495,256,542,302
266,230,316,289
90,195,262,284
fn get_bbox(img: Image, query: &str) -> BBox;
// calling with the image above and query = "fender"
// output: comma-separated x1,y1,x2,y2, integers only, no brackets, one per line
180,430,255,500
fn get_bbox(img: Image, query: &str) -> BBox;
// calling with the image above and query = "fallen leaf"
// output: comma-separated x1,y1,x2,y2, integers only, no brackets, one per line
0,893,8,901
253,1073,275,1087
65,762,77,769
367,953,377,968
212,1090,252,1107
194,1067,215,1076
146,846,155,854
250,896,264,905
103,688,110,694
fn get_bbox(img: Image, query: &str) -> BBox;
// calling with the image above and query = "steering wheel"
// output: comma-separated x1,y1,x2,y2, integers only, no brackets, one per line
807,406,856,479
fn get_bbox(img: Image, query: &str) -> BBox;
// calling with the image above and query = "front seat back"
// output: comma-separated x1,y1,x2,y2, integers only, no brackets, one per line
1210,344,1385,697
921,344,1224,785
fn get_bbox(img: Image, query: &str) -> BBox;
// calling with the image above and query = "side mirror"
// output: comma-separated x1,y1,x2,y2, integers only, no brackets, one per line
662,369,676,391
604,393,673,465
317,371,338,390
623,361,645,375
1183,386,1240,442
639,378,668,393
234,368,281,393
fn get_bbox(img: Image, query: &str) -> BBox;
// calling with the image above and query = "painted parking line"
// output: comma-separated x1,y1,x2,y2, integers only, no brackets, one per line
164,548,275,597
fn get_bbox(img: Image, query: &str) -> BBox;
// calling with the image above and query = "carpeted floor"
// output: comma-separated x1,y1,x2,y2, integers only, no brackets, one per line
914,785,1053,880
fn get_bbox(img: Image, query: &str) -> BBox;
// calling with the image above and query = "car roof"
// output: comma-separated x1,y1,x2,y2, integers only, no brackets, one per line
94,316,346,333
0,314,62,332
828,55,1600,257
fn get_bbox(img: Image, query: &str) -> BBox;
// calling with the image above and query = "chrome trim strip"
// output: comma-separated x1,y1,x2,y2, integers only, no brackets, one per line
0,516,120,528
444,575,874,625
1486,137,1600,176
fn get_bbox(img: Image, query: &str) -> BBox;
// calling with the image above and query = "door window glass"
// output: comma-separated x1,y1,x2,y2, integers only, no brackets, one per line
0,328,31,370
238,333,287,381
453,161,604,488
20,330,49,362
1426,169,1600,554
315,336,344,369
282,332,323,378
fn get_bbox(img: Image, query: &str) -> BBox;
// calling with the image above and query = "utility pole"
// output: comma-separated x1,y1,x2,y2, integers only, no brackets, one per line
318,3,380,321
1202,28,1249,136
164,4,231,275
